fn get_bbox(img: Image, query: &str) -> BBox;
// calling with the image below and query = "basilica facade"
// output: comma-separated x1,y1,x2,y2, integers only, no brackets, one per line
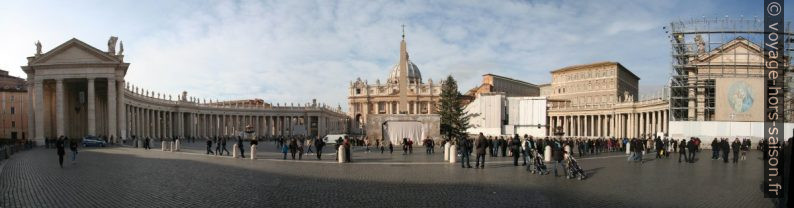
347,35,441,134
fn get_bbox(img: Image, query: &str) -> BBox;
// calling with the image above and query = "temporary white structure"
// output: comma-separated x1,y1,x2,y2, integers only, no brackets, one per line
384,121,424,145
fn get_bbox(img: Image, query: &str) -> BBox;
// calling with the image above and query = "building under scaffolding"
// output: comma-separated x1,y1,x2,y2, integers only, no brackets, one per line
666,17,794,122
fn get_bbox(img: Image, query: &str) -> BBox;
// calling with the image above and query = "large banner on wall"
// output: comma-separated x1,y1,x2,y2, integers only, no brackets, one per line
714,78,764,122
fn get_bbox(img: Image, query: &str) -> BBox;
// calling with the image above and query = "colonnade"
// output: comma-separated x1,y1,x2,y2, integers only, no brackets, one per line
124,87,348,140
548,108,669,139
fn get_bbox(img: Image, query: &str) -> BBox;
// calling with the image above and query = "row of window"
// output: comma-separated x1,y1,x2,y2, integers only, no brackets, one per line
554,69,615,82
555,79,615,94
571,95,616,105
355,87,436,95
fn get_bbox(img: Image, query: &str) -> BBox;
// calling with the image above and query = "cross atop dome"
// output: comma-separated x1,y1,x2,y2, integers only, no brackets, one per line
401,24,405,40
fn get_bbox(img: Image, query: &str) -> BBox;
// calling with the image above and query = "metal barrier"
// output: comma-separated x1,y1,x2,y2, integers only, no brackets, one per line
0,141,35,161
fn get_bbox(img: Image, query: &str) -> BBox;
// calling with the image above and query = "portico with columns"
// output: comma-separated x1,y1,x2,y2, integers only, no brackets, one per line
24,38,348,146
547,99,669,138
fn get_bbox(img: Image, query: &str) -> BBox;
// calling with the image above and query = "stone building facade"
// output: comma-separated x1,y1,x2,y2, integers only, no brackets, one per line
546,62,639,106
347,35,441,134
467,74,539,97
543,62,668,138
0,69,29,140
23,38,348,145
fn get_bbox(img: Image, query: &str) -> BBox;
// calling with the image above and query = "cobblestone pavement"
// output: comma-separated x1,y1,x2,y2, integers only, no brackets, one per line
0,145,775,208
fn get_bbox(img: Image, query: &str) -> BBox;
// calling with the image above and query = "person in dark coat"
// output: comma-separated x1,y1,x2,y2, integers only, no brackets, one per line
499,137,508,157
221,137,230,156
490,137,498,157
510,134,521,166
459,136,472,168
56,136,66,168
687,138,696,163
289,138,297,159
721,139,730,163
731,138,740,163
551,140,565,177
315,136,325,160
206,138,214,155
68,137,78,163
475,133,487,168
678,139,688,163
711,138,720,160
237,136,246,158
655,137,664,159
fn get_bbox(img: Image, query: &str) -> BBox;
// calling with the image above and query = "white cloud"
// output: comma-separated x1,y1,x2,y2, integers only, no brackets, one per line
0,0,729,110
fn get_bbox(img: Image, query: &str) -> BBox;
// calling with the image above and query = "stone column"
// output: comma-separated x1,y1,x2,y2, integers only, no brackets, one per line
34,80,45,141
592,114,604,137
561,116,567,136
86,78,96,136
107,79,117,141
266,116,272,136
662,110,670,133
118,81,126,141
133,107,138,137
55,79,66,137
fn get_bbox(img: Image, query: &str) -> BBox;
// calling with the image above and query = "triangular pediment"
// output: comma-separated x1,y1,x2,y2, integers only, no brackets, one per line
695,38,763,65
30,38,120,65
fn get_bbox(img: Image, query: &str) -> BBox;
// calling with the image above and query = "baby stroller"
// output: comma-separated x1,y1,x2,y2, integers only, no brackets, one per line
566,155,586,180
530,150,549,175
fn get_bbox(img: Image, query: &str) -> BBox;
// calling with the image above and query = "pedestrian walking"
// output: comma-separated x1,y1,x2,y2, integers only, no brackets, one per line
281,142,289,160
511,134,521,166
69,137,78,163
475,133,487,168
731,138,740,163
289,139,297,160
221,137,230,156
56,136,66,168
343,136,352,162
551,140,565,177
686,138,695,162
721,139,729,163
298,140,305,160
678,139,687,163
206,138,214,155
460,136,472,168
315,136,325,160
238,136,246,158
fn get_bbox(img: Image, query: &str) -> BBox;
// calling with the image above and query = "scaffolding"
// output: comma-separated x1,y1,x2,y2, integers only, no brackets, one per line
665,17,794,121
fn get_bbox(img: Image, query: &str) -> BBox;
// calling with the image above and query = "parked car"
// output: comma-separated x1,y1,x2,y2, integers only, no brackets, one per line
82,136,107,147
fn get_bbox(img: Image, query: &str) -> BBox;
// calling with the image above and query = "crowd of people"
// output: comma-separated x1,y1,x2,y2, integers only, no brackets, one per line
448,132,770,179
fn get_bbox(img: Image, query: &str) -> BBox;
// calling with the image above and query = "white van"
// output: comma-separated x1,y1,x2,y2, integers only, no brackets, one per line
323,134,348,144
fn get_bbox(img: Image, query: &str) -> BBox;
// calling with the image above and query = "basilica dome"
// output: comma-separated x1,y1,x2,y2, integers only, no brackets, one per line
387,61,422,84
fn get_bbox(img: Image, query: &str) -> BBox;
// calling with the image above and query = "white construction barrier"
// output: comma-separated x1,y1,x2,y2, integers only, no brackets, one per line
626,142,631,155
338,145,346,163
444,143,451,161
449,145,457,164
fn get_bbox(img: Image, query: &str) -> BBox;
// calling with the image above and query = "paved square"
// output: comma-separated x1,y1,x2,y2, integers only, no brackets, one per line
0,144,775,207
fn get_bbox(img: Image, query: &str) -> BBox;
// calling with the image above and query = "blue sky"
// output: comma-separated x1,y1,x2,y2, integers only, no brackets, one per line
0,0,780,108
